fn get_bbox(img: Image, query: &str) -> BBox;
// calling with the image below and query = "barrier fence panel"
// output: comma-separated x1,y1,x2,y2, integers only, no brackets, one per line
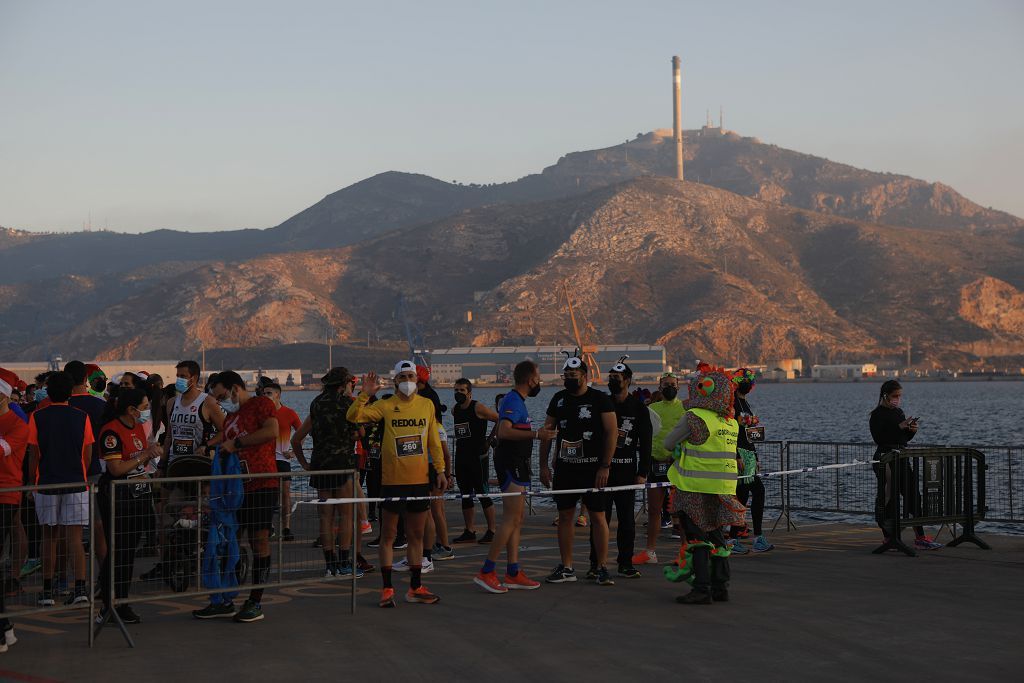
0,482,97,630
874,448,989,556
99,467,359,647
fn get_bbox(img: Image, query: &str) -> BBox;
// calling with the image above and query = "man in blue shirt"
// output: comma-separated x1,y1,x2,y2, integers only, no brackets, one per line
473,360,555,594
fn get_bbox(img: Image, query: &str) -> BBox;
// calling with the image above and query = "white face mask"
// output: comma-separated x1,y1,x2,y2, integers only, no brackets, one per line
398,381,417,397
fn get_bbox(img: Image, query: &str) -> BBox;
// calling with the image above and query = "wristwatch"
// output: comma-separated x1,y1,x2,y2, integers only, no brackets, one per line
234,437,244,451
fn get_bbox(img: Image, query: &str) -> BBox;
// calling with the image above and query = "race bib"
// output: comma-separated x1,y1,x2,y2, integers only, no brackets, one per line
652,461,670,476
126,471,152,498
745,426,766,443
559,439,586,464
172,439,193,457
395,435,424,457
454,422,471,440
369,444,381,461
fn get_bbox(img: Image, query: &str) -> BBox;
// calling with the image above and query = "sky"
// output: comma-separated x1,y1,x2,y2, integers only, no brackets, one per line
1,0,1022,233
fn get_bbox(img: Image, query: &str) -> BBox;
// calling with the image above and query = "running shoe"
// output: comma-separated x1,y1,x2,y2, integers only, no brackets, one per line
575,515,588,528
405,586,440,604
478,529,495,544
392,559,411,572
421,558,435,574
116,605,142,624
323,566,336,578
192,601,235,619
36,590,55,607
433,545,456,561
360,520,373,535
379,587,396,608
736,526,751,539
727,539,749,555
366,537,381,549
752,535,775,553
631,549,658,565
502,571,540,590
357,555,376,573
140,562,164,581
585,566,598,581
676,589,712,605
914,536,944,550
18,558,41,579
233,599,264,623
711,589,730,602
670,527,681,540
453,529,477,544
393,537,408,550
660,519,673,529
336,562,365,579
474,570,509,594
312,538,323,548
617,566,641,579
4,627,16,647
64,588,89,606
545,565,577,583
596,567,615,586
282,527,295,542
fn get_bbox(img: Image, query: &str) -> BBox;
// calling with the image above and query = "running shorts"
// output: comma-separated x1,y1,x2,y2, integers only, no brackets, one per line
493,452,530,491
238,488,279,535
380,484,430,514
553,468,606,513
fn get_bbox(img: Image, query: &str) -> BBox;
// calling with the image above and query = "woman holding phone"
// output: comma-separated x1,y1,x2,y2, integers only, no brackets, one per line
869,380,942,550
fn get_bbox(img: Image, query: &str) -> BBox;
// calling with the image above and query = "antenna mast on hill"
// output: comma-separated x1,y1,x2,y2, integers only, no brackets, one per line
672,56,683,181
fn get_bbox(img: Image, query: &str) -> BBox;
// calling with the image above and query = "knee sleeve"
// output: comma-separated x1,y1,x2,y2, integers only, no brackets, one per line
461,497,475,511
480,496,493,509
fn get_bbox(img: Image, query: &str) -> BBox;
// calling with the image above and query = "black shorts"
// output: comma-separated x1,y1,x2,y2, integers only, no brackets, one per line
455,455,490,496
238,488,279,535
275,460,291,474
648,459,671,484
311,472,353,492
380,484,430,514
553,468,606,513
493,452,530,491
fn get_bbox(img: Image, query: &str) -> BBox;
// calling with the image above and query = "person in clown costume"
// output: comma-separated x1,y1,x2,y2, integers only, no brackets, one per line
662,363,745,604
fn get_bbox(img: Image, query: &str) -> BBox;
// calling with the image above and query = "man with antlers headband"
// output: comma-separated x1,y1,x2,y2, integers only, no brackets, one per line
662,363,744,604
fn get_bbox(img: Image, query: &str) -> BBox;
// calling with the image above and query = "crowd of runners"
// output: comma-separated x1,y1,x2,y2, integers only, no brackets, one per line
0,350,937,645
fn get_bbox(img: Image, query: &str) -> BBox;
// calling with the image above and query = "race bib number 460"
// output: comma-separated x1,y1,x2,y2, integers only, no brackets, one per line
395,435,424,457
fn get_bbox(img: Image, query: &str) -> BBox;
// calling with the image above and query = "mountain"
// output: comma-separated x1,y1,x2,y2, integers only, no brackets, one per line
22,177,1024,369
3,127,1019,288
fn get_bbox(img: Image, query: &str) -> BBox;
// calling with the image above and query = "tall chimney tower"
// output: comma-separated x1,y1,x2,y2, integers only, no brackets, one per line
672,56,683,181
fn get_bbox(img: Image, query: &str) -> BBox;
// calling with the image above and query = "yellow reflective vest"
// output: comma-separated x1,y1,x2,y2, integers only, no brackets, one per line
668,407,739,495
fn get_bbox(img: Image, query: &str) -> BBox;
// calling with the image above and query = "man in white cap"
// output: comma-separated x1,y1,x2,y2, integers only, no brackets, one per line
347,361,447,608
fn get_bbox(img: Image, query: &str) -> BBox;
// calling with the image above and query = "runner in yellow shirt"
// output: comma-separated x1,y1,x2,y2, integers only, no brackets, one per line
346,360,447,608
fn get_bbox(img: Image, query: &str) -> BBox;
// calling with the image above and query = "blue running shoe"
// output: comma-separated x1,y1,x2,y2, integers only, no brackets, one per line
752,535,775,553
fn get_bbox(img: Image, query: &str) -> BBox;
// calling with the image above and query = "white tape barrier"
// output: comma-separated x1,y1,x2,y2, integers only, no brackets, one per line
291,458,877,508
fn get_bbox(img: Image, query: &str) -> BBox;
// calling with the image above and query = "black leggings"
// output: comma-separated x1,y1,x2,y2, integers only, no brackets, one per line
588,490,635,569
366,462,382,518
873,461,925,537
0,504,16,631
732,476,765,536
680,512,730,594
98,485,151,605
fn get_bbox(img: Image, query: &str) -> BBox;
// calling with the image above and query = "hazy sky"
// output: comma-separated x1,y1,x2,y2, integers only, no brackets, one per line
1,0,1022,233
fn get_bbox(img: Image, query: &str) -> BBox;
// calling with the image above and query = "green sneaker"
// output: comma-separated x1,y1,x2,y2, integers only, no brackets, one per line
233,599,264,623
192,601,236,619
19,558,41,579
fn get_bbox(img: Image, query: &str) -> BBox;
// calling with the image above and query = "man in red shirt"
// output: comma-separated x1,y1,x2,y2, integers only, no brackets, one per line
0,378,28,649
262,382,301,542
201,371,278,623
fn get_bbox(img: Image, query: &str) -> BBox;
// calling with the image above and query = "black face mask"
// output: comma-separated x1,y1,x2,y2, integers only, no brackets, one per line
608,379,623,394
563,377,582,392
453,392,468,405
527,383,541,398
661,386,678,401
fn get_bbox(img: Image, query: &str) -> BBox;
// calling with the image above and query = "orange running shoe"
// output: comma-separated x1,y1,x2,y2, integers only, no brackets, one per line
502,571,540,590
575,515,588,528
378,588,396,608
405,586,440,604
473,571,509,594
631,549,659,565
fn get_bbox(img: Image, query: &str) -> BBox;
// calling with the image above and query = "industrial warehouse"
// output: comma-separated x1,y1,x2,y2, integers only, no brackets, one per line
427,345,667,385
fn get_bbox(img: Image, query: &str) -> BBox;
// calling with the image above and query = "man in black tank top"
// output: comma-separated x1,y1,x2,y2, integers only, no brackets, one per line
450,379,499,544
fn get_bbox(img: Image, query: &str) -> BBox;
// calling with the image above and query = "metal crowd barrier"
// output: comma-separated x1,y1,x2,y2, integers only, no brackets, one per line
98,468,360,647
872,448,989,556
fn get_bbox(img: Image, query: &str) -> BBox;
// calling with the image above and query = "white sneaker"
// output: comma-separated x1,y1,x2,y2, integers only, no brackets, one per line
4,628,15,647
0,642,7,654
392,559,411,572
421,558,434,574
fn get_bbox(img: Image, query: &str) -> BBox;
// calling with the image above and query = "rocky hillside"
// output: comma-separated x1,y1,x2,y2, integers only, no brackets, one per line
21,178,1024,368
3,127,1019,288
